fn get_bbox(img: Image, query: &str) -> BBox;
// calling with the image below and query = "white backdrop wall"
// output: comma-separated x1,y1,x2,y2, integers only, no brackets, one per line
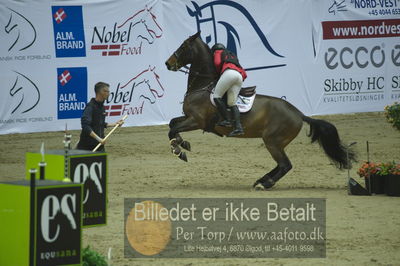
0,0,399,134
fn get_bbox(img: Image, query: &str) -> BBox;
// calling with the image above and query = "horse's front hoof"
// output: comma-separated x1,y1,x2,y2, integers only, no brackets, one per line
253,178,275,190
254,183,266,191
179,152,188,162
180,141,191,151
253,180,261,188
262,178,276,189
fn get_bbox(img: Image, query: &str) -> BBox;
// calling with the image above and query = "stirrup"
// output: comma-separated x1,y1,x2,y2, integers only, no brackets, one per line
217,120,232,127
227,128,244,137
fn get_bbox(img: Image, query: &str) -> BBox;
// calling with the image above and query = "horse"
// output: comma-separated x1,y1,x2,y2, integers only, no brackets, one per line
165,31,356,190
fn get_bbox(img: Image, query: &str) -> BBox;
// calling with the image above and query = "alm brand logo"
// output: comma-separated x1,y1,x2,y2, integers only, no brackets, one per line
36,187,81,265
187,1,285,71
90,6,162,56
105,66,165,117
51,6,86,58
2,7,37,52
57,67,87,119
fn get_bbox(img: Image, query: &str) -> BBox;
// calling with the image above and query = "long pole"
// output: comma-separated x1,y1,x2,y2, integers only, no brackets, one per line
63,124,71,180
347,142,357,186
93,115,127,152
366,141,371,193
29,168,37,266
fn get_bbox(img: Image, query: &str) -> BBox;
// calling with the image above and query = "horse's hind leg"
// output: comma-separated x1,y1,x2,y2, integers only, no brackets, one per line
253,166,279,187
254,136,293,190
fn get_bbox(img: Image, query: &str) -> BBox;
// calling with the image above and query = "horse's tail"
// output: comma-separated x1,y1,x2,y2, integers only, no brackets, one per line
302,116,356,169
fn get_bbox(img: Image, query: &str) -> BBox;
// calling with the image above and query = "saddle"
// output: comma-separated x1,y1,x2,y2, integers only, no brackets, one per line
210,86,257,113
239,86,256,97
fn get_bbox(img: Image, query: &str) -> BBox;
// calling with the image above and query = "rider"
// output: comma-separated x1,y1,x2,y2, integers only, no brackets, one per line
211,43,246,137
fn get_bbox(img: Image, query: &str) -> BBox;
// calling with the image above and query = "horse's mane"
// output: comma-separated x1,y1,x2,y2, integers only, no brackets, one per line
198,37,212,54
188,32,212,57
184,32,218,84
193,36,214,66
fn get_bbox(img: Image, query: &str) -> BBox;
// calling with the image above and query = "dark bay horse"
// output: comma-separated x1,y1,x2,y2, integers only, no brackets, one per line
165,32,356,190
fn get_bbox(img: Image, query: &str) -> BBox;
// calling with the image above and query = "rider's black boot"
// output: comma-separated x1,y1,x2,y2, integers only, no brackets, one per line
228,105,244,137
214,98,232,127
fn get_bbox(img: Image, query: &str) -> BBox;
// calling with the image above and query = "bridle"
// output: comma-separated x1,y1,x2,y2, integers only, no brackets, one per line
173,44,215,78
170,38,217,93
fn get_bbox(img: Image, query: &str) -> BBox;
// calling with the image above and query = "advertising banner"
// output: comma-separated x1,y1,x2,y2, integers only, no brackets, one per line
310,0,400,114
124,198,326,258
36,185,82,265
0,0,399,134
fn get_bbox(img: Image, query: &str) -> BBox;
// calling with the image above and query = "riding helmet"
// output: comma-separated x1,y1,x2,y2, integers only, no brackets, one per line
211,43,225,53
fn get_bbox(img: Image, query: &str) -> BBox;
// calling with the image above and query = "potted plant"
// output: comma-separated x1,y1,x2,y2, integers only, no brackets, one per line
357,162,385,194
384,102,400,131
82,246,108,266
384,161,400,197
358,161,400,196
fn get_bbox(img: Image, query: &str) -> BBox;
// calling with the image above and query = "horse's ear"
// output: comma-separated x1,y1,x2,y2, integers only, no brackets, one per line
190,31,201,40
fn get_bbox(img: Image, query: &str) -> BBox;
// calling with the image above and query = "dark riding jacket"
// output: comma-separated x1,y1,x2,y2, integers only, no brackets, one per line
77,98,107,151
213,49,247,80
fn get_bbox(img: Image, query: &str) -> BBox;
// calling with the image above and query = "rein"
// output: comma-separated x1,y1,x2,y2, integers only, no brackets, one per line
172,38,217,97
179,65,215,78
178,65,217,93
184,81,215,98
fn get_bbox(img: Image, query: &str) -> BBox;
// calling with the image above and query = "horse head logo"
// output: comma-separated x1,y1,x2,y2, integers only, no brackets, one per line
4,8,37,52
9,71,40,114
186,0,284,57
328,0,347,15
143,5,163,39
120,66,165,105
118,5,163,45
134,66,165,104
132,19,157,44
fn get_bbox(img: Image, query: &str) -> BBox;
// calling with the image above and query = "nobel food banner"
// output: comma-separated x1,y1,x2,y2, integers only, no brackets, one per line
0,0,399,134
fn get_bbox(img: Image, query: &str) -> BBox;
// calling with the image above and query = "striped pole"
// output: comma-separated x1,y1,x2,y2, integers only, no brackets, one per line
63,124,71,180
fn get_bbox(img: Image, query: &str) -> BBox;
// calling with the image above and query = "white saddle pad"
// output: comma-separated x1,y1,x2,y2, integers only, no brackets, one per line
210,90,256,113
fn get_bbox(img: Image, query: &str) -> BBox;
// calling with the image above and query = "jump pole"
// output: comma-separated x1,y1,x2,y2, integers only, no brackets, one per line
29,168,37,266
93,115,128,152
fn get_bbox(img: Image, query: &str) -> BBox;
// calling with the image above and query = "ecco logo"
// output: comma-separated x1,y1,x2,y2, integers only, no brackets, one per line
325,44,400,69
73,162,103,204
41,194,77,243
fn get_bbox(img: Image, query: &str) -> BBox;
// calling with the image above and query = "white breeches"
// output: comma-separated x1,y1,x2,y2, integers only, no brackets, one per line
213,69,243,107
